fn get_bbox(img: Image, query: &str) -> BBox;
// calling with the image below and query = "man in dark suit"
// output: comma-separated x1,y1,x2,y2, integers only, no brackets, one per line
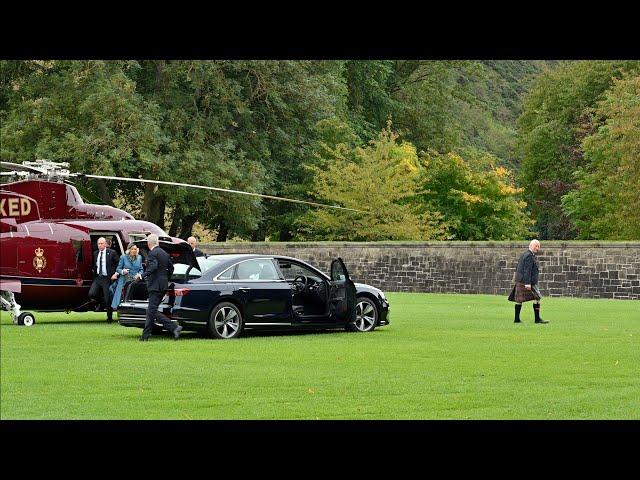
187,236,205,257
89,236,120,323
508,239,549,324
139,234,183,341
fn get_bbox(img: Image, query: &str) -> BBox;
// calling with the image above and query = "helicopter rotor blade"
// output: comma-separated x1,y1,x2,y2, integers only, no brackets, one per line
80,174,364,213
0,161,47,175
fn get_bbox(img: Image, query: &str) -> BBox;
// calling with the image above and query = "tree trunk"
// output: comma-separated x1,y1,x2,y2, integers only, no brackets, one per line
278,226,293,241
178,214,197,239
141,183,166,231
250,227,265,242
96,179,114,206
216,222,229,242
168,206,182,237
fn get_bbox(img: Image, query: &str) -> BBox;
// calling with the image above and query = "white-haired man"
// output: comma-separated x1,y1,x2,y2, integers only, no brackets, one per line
508,239,549,324
187,236,204,257
139,234,183,341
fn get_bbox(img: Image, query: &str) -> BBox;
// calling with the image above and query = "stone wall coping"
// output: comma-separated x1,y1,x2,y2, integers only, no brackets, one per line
201,241,640,249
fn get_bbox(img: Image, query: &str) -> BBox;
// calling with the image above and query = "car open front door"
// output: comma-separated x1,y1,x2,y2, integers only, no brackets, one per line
329,257,356,323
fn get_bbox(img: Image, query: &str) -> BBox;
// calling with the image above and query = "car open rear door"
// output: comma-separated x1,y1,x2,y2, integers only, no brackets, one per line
329,257,356,323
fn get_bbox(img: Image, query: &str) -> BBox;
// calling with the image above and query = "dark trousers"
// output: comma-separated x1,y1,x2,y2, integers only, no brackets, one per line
142,290,176,338
88,276,113,320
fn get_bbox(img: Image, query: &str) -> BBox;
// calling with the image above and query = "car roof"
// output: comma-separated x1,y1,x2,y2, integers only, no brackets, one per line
199,254,273,275
200,253,328,279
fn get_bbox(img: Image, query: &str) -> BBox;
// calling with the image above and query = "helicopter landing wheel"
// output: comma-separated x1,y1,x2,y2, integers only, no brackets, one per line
17,312,36,327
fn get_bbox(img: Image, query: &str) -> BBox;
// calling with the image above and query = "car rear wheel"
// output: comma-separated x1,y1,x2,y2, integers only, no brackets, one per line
347,296,378,332
208,302,244,339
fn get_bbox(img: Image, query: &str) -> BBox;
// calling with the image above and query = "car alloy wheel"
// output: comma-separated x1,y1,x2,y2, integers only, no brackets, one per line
209,302,243,339
353,297,378,332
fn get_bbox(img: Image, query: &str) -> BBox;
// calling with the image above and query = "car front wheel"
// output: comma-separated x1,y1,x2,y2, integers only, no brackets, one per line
347,296,378,332
208,302,244,339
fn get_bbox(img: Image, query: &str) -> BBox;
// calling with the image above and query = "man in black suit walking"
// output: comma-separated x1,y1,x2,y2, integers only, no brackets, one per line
89,236,120,323
139,234,183,341
508,239,549,324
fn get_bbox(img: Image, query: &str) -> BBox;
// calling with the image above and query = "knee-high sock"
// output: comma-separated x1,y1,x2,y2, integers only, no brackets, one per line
533,303,541,322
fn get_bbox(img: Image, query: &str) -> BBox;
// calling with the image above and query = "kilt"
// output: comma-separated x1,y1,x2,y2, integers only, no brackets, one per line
508,282,541,303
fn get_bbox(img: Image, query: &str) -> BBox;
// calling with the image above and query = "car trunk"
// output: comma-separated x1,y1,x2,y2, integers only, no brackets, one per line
122,238,198,303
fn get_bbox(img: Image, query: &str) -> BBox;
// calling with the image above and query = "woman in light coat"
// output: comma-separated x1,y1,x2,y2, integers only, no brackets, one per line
110,243,144,309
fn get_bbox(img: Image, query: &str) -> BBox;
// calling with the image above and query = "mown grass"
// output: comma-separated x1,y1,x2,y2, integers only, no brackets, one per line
1,293,638,419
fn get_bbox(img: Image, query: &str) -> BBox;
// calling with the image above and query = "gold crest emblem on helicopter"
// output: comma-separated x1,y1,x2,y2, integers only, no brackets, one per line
33,247,47,273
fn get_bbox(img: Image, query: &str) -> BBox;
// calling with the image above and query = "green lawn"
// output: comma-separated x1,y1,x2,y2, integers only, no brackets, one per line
1,293,638,419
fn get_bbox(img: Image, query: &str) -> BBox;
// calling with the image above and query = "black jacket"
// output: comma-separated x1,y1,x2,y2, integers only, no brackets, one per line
92,248,119,278
142,246,174,292
193,248,205,258
515,249,539,285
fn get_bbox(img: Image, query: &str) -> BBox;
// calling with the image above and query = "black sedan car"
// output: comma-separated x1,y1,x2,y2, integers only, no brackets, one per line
117,240,390,339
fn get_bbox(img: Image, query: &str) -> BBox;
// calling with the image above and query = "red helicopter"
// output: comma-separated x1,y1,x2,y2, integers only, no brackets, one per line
0,160,360,326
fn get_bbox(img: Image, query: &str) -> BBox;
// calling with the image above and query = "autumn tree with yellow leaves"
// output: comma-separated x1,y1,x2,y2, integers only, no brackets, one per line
295,123,531,241
294,124,447,241
417,148,533,240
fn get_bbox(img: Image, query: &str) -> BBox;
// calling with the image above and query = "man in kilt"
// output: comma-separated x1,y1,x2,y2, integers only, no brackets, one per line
508,239,549,324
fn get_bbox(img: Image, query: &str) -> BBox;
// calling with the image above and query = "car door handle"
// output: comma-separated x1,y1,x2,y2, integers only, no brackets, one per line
238,286,251,291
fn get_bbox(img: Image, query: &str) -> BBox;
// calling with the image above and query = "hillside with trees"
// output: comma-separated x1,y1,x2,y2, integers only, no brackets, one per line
1,60,637,240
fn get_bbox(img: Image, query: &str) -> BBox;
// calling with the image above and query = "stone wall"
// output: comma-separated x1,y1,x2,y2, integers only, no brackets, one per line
200,242,640,300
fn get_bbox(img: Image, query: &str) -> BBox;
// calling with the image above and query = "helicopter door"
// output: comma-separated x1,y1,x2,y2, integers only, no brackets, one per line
328,257,357,323
89,233,124,256
3,246,18,274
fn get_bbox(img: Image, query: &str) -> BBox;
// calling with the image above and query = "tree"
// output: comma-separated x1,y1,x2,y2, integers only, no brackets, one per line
561,74,640,239
130,60,268,236
418,148,533,240
294,124,446,241
344,60,475,153
1,60,165,212
516,60,640,239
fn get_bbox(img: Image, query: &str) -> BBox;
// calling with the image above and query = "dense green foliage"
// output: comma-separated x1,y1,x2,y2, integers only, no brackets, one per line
561,74,640,239
516,61,640,239
1,60,637,240
2,293,639,419
1,60,340,240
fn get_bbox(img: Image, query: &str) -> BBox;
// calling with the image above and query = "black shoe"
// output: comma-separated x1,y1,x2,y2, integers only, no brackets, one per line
107,318,113,323
535,319,549,324
514,320,522,323
173,326,183,340
139,336,149,341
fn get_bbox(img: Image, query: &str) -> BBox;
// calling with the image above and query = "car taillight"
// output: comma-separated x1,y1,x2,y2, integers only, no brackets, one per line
172,288,190,296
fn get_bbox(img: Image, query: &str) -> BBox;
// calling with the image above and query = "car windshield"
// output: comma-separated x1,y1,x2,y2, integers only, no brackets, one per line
172,256,223,279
